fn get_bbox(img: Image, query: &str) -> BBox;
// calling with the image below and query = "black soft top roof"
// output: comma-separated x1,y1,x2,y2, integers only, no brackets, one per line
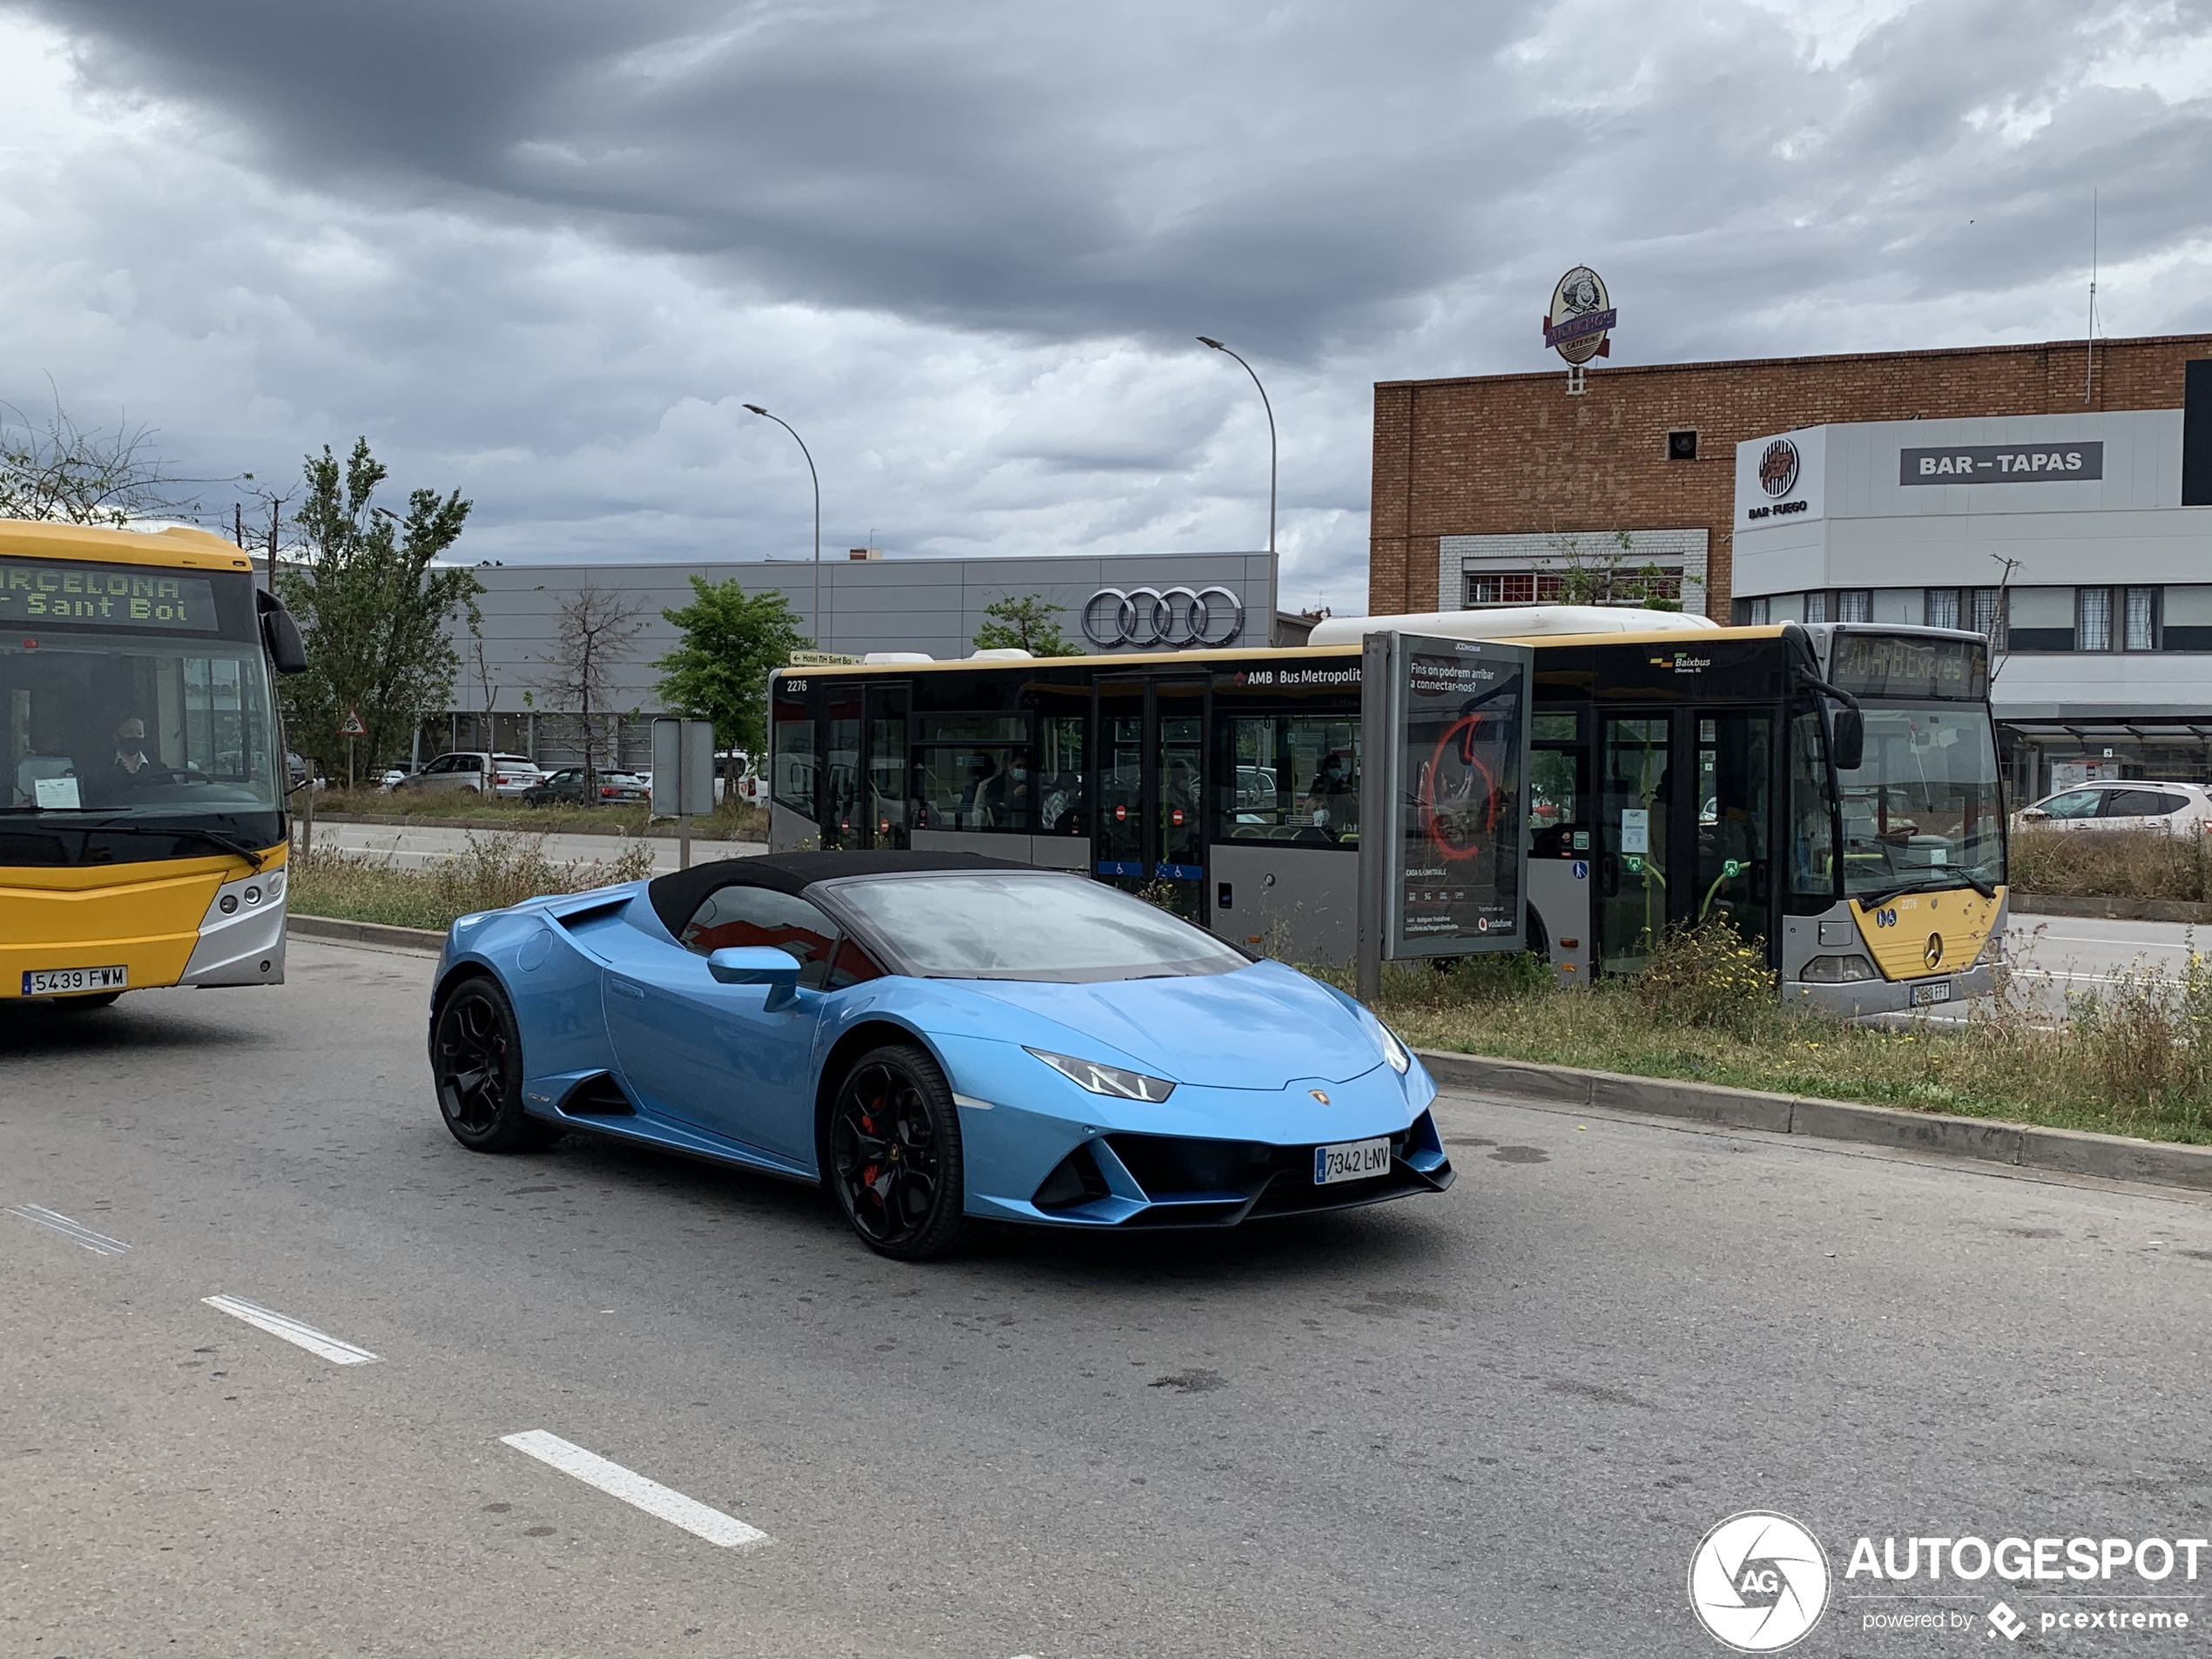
645,850,1035,937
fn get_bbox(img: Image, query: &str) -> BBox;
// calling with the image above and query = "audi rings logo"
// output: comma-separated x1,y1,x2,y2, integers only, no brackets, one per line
1689,1512,1831,1652
1082,586,1244,650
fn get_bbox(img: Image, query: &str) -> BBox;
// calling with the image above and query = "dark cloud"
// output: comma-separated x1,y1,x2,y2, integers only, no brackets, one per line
2,0,2209,611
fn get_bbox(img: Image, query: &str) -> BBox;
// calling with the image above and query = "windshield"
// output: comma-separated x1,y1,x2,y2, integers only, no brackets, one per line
1837,703,2004,899
4,631,281,819
826,872,1252,981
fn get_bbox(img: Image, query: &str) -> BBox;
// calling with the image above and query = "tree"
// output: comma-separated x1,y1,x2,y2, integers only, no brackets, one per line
652,574,810,756
275,439,479,779
1550,530,1683,611
536,583,646,790
0,389,199,526
974,593,1083,656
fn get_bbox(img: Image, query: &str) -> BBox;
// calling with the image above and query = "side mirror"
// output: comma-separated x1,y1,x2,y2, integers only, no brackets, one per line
1830,706,1865,772
707,945,803,1010
260,602,309,676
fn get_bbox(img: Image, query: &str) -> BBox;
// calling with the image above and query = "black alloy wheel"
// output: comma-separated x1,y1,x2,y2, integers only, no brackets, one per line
826,1044,966,1260
432,976,549,1152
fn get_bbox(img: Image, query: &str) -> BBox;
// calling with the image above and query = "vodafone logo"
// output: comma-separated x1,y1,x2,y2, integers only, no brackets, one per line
1689,1512,1831,1652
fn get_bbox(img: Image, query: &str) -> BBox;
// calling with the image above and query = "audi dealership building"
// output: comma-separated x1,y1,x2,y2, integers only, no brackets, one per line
424,550,1280,767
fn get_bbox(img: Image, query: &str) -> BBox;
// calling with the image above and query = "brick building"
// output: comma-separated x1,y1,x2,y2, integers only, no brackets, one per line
1369,332,2212,621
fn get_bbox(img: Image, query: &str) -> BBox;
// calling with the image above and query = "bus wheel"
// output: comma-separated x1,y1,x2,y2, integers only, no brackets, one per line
54,992,122,1011
433,976,553,1153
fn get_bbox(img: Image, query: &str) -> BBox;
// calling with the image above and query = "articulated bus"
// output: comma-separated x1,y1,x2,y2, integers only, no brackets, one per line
3,520,306,1007
766,608,2007,1015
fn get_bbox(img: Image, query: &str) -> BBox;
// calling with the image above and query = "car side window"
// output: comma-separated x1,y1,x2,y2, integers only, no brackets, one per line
681,886,840,989
460,754,484,772
2035,789,2100,819
826,934,887,990
2152,793,2192,816
2101,789,2161,818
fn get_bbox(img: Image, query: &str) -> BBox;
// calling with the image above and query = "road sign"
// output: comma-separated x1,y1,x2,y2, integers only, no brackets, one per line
338,708,366,736
651,718,717,819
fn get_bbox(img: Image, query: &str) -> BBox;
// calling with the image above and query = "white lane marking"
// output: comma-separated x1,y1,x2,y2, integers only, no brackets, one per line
8,1204,129,1256
500,1430,771,1549
202,1294,381,1365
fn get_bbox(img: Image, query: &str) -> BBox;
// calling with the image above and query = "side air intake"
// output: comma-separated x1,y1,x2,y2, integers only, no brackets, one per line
557,1072,636,1116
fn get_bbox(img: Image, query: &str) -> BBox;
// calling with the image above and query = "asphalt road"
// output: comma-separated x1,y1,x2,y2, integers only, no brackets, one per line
5,941,2211,1658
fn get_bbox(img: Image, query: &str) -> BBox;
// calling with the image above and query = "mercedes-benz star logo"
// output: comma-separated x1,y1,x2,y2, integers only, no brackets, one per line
1688,1512,1831,1653
1925,933,1944,969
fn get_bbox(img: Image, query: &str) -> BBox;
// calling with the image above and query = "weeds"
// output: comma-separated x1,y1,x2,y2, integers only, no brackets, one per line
288,832,657,932
2010,825,2212,903
303,786,767,842
1333,921,2212,1146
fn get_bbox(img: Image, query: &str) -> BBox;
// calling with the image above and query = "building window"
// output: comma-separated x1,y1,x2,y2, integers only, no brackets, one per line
1836,590,1871,624
1804,591,1831,624
1743,596,1770,624
2006,587,2074,651
2076,587,2114,652
1924,589,1960,630
2124,587,2160,651
1970,587,2005,647
1667,430,1698,461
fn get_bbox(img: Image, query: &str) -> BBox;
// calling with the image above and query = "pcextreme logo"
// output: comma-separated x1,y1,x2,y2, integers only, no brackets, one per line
1689,1512,1831,1652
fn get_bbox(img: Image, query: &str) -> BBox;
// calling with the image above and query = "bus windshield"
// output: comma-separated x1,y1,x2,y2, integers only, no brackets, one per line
1838,703,2003,901
3,631,282,819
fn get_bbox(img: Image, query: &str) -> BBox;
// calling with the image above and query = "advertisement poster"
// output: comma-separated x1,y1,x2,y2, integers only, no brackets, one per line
1390,636,1532,956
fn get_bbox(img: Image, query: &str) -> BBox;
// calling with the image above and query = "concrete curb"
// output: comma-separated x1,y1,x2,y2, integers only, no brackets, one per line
287,914,447,954
303,811,765,844
2012,894,2212,926
1417,1049,2212,1194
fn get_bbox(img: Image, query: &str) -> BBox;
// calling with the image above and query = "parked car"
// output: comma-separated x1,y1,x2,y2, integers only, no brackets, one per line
379,762,422,792
395,752,543,797
427,852,1451,1259
519,766,648,806
2014,779,2212,834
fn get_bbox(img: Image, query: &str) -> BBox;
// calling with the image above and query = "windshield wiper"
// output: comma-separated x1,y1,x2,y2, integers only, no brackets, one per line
75,819,268,872
1858,873,1995,910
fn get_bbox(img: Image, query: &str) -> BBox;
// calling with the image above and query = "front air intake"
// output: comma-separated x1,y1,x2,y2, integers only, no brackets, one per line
1032,1143,1111,1211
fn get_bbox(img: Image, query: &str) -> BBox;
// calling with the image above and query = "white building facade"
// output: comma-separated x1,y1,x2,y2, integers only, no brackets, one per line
1730,408,2212,799
426,549,1279,766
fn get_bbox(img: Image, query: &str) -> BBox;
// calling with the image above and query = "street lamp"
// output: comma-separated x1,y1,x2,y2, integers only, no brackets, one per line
743,404,822,645
1198,337,1275,555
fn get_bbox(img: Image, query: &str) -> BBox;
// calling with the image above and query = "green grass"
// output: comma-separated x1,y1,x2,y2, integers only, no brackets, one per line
1313,925,2212,1147
302,786,766,841
288,833,657,932
2010,823,2212,903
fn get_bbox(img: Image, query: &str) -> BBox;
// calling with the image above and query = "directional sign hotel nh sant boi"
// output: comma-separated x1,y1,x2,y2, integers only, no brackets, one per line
1543,266,1615,365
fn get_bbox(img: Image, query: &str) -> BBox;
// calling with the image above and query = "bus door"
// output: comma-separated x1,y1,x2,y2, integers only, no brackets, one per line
1094,678,1147,887
1090,677,1207,922
821,684,862,848
1595,713,1678,975
1692,708,1776,949
1153,678,1206,922
861,684,911,848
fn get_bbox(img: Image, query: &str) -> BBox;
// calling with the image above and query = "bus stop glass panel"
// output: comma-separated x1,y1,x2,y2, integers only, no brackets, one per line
1599,717,1672,975
1696,712,1772,944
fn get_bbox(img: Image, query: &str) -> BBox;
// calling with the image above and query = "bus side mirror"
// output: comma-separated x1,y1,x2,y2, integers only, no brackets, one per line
258,597,309,676
1831,707,1865,772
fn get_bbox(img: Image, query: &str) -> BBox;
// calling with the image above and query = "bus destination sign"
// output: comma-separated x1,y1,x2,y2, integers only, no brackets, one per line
1385,634,1533,957
0,556,221,633
1829,632,1988,701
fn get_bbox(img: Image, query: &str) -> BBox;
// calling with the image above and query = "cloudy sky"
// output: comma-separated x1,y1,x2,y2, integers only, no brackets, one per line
1,1,2208,615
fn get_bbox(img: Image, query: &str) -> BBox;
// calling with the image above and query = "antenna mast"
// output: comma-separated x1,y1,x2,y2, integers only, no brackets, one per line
2084,190,2099,405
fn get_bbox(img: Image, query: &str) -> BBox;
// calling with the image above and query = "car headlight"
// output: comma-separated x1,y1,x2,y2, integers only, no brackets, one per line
1378,1022,1411,1074
1025,1048,1176,1103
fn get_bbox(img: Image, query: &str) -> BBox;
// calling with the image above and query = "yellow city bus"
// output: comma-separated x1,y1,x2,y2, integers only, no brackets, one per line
2,520,307,1008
